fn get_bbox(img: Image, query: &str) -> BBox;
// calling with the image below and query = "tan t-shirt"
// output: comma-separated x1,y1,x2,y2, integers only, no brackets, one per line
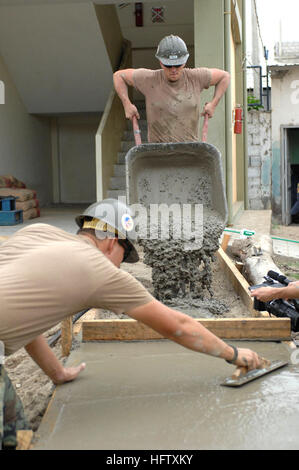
133,67,211,143
0,224,153,355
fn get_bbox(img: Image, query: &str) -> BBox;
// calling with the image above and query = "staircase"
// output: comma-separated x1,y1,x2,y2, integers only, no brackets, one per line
107,101,147,199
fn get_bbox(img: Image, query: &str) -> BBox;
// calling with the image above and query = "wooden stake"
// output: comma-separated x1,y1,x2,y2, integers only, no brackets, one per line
221,233,231,252
216,247,254,313
61,316,73,356
16,430,33,450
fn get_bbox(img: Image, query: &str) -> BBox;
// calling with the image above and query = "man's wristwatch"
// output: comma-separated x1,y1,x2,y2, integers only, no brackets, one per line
225,344,238,364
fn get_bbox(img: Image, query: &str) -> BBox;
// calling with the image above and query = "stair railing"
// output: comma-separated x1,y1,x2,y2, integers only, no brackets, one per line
95,39,132,201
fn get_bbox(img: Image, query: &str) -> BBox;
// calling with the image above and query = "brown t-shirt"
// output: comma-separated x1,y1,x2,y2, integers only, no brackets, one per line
0,224,153,355
133,67,211,143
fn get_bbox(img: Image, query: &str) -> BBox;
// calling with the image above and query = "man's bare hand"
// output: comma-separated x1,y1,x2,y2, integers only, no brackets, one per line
250,286,277,302
52,362,86,385
201,102,216,119
234,348,262,370
124,103,140,121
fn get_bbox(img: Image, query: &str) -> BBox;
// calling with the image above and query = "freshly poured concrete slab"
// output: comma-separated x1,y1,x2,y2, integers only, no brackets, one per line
34,340,299,450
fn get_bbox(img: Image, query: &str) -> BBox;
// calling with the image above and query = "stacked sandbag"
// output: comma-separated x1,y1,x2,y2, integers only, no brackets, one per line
0,175,40,221
0,175,26,189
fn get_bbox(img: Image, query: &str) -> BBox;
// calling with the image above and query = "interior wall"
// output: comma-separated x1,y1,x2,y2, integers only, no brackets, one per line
116,0,194,71
0,53,52,206
94,3,123,72
0,2,112,113
117,1,194,48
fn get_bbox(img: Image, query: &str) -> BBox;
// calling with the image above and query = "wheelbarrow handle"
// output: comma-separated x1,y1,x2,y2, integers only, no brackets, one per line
132,116,142,146
202,113,209,143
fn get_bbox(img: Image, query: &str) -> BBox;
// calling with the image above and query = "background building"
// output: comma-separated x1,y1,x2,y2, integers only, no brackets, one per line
0,0,251,225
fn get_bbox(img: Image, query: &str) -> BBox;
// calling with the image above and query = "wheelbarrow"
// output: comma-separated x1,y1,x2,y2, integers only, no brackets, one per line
125,115,228,227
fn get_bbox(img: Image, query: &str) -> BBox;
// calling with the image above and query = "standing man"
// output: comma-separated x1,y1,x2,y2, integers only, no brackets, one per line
113,35,230,143
0,198,261,449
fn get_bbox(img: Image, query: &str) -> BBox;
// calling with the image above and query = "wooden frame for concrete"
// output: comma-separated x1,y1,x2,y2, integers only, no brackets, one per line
216,247,255,314
82,317,291,342
61,245,287,355
16,430,33,451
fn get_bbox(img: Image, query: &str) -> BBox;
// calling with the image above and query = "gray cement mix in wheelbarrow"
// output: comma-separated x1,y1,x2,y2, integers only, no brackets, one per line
126,143,228,316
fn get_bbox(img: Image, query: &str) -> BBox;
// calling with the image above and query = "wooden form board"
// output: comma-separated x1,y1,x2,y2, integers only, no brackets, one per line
61,316,73,356
216,247,255,314
82,317,291,342
61,247,274,355
16,430,33,450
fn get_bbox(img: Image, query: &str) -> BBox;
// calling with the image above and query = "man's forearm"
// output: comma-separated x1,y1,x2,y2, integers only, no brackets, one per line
113,72,132,107
129,301,234,361
271,282,299,300
25,334,86,385
211,73,230,107
25,335,64,382
169,314,234,360
128,300,261,369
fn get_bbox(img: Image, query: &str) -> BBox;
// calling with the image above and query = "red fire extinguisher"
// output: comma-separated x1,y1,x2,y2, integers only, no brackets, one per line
135,3,143,27
233,105,243,134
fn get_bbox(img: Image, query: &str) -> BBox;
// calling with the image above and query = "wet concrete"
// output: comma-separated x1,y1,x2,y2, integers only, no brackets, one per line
126,142,227,220
35,340,299,450
139,210,225,313
126,142,228,314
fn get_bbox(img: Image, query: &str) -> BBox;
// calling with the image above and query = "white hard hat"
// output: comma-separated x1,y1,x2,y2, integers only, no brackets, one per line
155,35,189,66
76,198,139,263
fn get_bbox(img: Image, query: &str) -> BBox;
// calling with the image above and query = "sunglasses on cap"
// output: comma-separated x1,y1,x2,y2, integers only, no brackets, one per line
117,238,133,263
162,64,184,68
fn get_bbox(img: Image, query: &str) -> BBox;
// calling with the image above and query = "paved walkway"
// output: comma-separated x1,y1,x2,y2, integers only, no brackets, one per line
228,210,299,259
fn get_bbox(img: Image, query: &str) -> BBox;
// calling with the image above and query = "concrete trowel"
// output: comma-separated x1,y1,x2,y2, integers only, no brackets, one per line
221,357,288,387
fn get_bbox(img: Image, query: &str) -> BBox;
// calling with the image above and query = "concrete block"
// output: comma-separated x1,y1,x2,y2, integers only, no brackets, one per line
248,144,261,157
248,198,264,210
248,167,261,179
248,186,260,199
252,132,261,146
250,156,261,167
247,134,254,146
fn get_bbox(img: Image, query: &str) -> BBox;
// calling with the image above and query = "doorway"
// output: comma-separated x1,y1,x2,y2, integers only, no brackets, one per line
51,115,100,204
282,126,299,225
